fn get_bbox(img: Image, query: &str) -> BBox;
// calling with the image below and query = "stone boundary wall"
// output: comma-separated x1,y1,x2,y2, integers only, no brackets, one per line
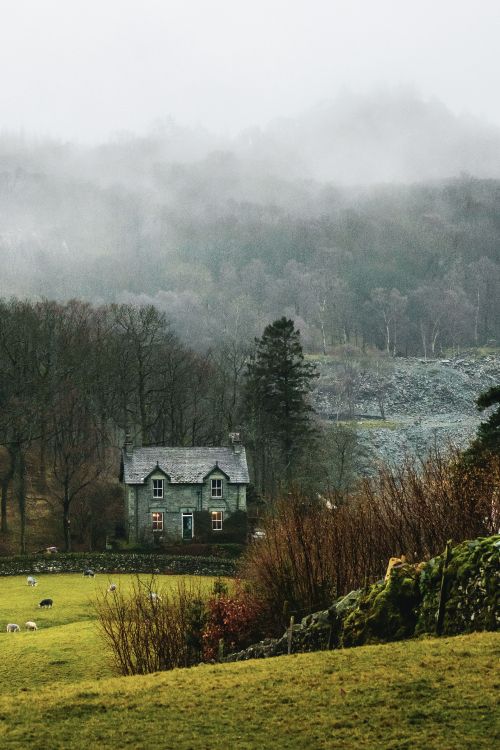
225,535,499,662
0,552,236,578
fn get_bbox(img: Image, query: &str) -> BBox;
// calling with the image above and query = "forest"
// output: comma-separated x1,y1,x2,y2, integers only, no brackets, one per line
1,94,500,355
1,93,500,554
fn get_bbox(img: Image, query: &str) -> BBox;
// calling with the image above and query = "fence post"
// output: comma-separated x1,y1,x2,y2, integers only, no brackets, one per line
218,638,224,662
287,615,295,655
436,540,452,636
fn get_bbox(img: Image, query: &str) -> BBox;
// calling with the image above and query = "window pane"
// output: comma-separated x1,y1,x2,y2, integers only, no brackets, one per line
153,479,164,498
152,512,163,531
211,511,223,531
211,479,222,497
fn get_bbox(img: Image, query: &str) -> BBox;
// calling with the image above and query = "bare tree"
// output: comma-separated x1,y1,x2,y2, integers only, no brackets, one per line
50,387,106,551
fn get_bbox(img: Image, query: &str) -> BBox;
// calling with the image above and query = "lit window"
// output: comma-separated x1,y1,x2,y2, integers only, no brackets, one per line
152,512,164,532
211,479,222,498
153,479,164,499
211,511,223,531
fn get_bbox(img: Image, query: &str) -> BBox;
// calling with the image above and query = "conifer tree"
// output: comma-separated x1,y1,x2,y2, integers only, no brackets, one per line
465,385,500,464
244,318,318,493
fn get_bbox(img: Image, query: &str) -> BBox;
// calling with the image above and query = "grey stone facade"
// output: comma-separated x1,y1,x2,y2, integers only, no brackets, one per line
121,439,249,542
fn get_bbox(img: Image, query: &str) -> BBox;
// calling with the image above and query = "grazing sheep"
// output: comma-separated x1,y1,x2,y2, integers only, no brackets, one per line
83,569,95,577
25,621,38,631
148,592,162,602
107,583,117,592
6,624,20,632
27,576,38,587
39,598,53,608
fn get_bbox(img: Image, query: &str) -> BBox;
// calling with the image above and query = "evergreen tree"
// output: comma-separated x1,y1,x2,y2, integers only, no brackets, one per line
465,385,500,464
243,318,318,493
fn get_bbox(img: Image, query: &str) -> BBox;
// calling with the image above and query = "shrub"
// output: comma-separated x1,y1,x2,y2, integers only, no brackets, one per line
94,576,206,675
202,581,267,659
241,494,337,629
240,450,500,627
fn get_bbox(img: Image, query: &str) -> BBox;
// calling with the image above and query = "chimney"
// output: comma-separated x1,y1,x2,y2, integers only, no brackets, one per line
124,431,134,458
229,432,242,454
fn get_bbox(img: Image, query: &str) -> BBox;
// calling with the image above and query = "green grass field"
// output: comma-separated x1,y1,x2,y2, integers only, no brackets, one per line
0,573,216,691
0,575,498,749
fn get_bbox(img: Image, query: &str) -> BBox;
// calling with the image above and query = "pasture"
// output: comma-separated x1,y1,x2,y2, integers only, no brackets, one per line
0,574,498,749
0,630,498,749
0,573,217,692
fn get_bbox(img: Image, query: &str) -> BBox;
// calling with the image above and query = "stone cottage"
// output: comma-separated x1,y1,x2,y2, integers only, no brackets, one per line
121,433,249,542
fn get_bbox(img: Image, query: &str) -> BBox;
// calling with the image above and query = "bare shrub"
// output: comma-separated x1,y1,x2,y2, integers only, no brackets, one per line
241,450,500,625
94,576,205,675
242,493,338,626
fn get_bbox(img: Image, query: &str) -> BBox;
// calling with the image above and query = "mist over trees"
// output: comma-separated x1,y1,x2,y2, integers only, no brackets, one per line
1,91,500,355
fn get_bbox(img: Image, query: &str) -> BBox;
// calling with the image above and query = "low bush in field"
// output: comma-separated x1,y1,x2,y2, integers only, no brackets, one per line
202,581,268,660
95,576,207,674
94,576,269,674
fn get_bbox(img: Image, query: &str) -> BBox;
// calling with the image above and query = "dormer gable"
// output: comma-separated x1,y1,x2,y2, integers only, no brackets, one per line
202,463,230,482
143,463,171,483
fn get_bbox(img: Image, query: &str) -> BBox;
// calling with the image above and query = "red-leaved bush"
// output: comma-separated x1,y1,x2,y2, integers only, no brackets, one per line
202,581,267,659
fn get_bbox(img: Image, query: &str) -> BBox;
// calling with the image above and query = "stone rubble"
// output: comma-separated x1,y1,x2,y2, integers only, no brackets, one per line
313,352,500,468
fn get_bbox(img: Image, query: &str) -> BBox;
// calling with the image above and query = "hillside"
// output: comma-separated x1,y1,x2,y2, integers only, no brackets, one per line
314,351,500,468
0,632,497,749
1,96,500,355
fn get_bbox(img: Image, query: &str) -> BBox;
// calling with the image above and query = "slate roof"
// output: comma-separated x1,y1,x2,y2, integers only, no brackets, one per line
122,446,250,485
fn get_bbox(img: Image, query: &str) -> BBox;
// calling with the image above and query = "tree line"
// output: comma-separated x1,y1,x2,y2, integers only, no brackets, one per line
1,296,496,555
0,299,250,553
2,148,500,356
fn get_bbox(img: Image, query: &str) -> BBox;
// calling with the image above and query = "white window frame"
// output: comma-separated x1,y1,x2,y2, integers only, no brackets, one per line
211,510,223,531
152,511,164,532
152,479,164,499
211,478,223,498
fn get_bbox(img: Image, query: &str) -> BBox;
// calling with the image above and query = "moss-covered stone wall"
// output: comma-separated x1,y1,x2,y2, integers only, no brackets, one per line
225,535,499,662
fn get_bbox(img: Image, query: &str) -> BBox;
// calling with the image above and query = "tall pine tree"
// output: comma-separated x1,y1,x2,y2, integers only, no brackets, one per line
244,318,318,493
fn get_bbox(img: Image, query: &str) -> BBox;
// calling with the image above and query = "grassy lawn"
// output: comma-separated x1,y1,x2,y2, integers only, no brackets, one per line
0,574,217,691
0,632,497,749
0,575,498,749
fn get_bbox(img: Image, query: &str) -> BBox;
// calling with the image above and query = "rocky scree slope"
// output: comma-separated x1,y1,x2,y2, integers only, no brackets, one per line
313,352,500,468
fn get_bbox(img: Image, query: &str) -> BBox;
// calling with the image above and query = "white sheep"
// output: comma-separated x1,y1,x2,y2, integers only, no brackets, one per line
148,592,162,602
27,576,38,587
107,583,117,592
25,621,38,631
6,623,20,632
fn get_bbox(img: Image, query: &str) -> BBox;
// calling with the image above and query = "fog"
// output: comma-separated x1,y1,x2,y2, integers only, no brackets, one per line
1,1,499,142
1,1,500,352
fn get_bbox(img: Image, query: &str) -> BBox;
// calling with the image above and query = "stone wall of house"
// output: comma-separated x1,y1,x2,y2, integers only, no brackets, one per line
127,469,246,542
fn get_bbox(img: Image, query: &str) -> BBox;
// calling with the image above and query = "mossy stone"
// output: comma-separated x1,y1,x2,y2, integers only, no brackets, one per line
341,565,421,647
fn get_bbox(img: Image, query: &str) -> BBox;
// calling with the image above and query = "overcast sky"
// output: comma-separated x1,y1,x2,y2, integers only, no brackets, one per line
0,0,499,143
